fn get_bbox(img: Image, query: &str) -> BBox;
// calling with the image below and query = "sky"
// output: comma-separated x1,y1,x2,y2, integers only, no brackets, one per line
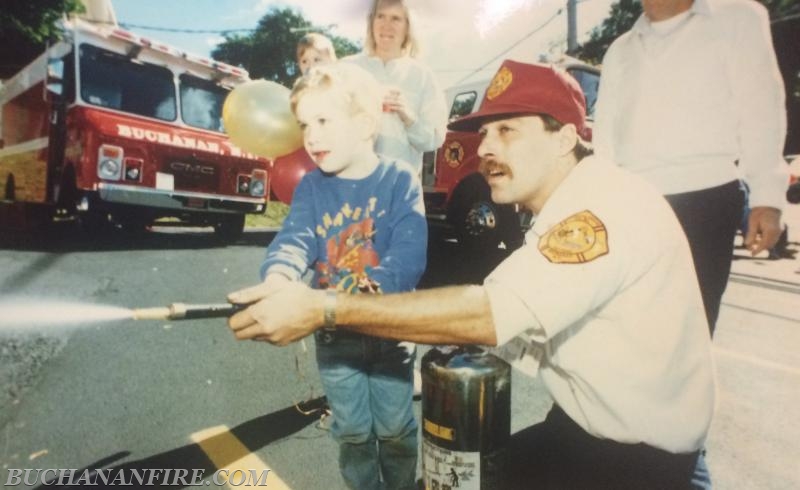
110,0,618,90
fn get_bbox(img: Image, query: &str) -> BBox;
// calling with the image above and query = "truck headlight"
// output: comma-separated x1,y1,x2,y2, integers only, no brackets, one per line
250,169,267,197
97,144,124,181
99,159,121,179
250,179,265,197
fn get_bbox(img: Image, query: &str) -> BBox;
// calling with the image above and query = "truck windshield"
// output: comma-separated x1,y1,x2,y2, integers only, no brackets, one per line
179,74,227,133
78,44,176,121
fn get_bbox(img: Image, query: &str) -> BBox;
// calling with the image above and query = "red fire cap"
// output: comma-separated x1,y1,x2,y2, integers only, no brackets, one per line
448,59,587,137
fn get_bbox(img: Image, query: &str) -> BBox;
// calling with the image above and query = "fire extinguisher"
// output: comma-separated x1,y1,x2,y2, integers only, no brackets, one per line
421,345,511,490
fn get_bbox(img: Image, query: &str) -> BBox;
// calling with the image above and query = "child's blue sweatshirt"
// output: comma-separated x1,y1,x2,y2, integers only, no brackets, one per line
261,160,427,294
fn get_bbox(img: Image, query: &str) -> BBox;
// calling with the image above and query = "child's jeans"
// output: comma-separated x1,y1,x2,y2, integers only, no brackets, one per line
315,330,417,490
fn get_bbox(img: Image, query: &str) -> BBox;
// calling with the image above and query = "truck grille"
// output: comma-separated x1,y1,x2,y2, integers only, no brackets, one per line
165,160,219,191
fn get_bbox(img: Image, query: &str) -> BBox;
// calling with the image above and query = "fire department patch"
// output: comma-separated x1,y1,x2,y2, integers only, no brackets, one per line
486,66,513,100
444,141,464,168
538,210,608,264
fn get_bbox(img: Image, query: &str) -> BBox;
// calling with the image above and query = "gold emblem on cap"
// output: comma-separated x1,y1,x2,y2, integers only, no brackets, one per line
486,66,513,100
444,141,465,168
538,210,609,264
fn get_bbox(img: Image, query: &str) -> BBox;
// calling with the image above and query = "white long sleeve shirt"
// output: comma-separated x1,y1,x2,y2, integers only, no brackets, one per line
593,0,787,208
343,53,447,173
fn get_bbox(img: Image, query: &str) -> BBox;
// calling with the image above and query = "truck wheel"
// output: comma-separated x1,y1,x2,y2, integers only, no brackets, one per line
24,204,53,230
79,210,109,234
2,176,52,229
447,173,523,252
214,214,245,243
55,168,78,214
117,217,150,235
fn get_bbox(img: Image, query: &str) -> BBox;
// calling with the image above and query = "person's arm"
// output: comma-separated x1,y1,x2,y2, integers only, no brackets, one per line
259,177,318,280
228,282,497,347
402,67,447,153
367,167,428,292
592,39,624,162
728,2,787,253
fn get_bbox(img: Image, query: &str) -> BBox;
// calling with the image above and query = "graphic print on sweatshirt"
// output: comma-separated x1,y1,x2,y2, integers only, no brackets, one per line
315,199,384,294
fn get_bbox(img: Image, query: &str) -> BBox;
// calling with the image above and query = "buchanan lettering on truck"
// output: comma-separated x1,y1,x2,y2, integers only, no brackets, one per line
0,13,268,242
421,56,600,251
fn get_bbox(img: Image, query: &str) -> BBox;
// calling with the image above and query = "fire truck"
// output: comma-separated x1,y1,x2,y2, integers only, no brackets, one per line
0,12,268,241
421,56,601,251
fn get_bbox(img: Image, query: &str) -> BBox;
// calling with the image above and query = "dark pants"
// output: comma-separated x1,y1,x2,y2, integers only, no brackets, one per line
666,180,745,489
505,406,698,490
664,180,745,335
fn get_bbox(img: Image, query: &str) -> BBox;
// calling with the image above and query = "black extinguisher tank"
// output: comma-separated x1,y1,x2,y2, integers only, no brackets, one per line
421,345,511,489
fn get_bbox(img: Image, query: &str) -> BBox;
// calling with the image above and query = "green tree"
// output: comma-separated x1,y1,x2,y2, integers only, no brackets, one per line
211,7,360,88
0,0,85,78
575,0,641,65
760,0,800,18
575,0,800,65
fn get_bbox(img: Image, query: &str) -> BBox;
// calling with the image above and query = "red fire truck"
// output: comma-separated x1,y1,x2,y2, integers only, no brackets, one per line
421,56,601,251
0,15,268,241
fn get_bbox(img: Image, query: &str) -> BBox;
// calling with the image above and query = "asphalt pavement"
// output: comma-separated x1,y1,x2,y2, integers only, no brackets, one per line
0,204,798,489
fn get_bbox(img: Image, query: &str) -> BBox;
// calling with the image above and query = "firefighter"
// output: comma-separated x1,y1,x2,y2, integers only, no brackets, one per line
229,59,715,489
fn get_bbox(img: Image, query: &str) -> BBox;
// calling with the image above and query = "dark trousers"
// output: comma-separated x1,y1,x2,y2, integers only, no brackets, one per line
505,406,698,490
664,180,745,335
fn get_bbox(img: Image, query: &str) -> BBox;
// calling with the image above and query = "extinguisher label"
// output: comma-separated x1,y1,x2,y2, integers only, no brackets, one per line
424,418,455,441
422,439,480,490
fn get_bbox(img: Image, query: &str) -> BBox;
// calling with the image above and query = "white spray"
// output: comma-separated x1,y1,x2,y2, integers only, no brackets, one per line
0,298,134,333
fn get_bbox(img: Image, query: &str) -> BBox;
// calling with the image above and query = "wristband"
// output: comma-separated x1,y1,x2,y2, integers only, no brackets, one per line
323,289,337,330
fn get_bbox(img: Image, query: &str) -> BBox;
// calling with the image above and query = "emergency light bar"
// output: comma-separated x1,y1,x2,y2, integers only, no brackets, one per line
98,23,247,79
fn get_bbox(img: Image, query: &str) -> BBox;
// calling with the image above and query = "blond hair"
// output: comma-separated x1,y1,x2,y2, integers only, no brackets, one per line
290,63,382,131
296,32,337,62
365,0,419,58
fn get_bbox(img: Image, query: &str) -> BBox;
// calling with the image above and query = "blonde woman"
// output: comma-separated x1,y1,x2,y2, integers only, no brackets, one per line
344,0,447,176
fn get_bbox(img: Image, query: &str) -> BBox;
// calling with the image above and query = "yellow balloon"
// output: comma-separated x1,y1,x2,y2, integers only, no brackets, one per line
222,79,303,159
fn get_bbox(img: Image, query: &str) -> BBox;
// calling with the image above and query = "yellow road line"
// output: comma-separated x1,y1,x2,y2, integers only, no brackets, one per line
190,425,292,489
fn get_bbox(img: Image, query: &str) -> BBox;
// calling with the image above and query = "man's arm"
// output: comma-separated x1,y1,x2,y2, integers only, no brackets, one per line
591,37,626,162
227,282,497,347
729,2,786,254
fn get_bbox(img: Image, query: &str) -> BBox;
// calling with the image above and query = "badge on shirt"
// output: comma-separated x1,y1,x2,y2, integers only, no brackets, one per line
538,210,609,264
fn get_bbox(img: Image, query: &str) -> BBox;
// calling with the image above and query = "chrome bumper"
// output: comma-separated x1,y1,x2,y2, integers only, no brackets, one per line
97,183,266,214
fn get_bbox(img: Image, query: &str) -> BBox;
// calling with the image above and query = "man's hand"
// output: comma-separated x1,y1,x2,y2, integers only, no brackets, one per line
744,206,783,256
227,281,324,346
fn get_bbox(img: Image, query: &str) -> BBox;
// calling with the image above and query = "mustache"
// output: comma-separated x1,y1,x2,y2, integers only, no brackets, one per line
479,158,511,176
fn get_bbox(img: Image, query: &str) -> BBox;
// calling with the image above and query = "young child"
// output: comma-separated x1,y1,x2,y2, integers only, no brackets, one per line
261,63,427,490
296,32,337,76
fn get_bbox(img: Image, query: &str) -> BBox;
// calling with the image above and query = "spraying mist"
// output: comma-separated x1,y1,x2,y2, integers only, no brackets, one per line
0,298,134,333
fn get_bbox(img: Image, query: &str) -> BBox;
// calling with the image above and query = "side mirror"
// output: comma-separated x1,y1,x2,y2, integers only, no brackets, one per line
46,58,65,99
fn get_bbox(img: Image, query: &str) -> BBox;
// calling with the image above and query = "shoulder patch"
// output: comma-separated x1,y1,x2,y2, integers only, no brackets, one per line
538,210,609,264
